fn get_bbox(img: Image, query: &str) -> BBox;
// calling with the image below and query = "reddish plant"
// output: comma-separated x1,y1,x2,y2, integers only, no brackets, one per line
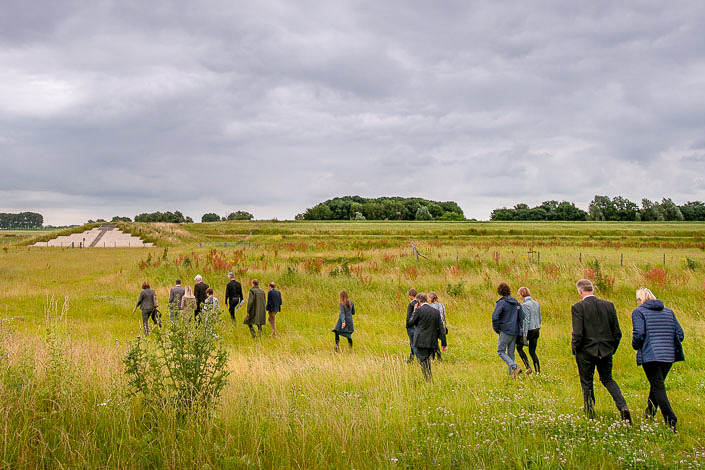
644,267,667,286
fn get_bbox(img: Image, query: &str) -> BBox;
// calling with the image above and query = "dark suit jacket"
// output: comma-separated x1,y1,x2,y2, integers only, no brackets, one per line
571,295,622,357
266,289,282,312
407,303,447,349
225,280,243,305
194,281,209,307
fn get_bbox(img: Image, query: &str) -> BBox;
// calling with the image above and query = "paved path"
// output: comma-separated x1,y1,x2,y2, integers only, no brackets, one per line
88,224,116,247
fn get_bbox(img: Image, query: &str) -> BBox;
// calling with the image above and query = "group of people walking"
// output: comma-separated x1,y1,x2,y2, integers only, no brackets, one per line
491,278,684,431
135,273,685,432
133,273,283,337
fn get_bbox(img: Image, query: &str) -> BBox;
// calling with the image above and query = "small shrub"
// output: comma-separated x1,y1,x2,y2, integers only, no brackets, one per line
123,309,229,414
585,259,614,291
446,281,465,297
683,257,699,270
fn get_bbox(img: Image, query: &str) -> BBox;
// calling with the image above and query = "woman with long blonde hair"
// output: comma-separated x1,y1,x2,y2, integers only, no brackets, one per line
332,290,355,352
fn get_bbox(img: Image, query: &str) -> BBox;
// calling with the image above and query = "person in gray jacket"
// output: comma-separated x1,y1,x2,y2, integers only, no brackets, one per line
168,279,185,323
132,281,161,335
516,286,541,374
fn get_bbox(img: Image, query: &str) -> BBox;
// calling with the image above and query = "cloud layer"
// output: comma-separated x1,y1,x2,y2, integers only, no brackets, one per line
1,0,704,223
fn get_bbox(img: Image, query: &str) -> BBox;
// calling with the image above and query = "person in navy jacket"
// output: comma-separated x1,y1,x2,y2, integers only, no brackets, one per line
492,282,524,377
632,287,685,431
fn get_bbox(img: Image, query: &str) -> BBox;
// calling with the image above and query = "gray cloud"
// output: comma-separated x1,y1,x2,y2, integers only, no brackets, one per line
1,0,705,224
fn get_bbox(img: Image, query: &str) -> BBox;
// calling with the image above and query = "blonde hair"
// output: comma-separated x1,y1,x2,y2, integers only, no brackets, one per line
517,286,531,298
636,287,657,303
428,291,439,303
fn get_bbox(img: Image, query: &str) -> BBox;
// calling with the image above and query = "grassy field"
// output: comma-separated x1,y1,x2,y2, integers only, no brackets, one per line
2,221,705,469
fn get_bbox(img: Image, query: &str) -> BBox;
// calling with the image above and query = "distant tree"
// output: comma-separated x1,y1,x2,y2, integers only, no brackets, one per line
185,216,194,223
588,195,612,221
96,219,107,223
640,199,665,221
111,216,132,223
353,212,366,221
201,213,221,223
660,198,684,221
679,201,705,221
226,211,254,220
415,206,433,220
0,212,44,229
134,211,188,223
298,196,464,220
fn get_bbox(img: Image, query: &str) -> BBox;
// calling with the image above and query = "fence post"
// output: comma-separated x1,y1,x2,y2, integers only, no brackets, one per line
579,252,582,263
537,252,540,263
620,253,623,266
663,253,666,266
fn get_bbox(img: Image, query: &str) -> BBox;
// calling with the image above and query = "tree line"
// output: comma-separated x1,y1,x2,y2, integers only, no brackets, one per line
491,196,705,221
295,196,466,221
0,212,43,229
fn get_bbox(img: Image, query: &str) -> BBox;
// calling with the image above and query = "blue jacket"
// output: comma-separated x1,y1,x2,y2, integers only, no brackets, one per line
632,299,685,365
492,296,524,336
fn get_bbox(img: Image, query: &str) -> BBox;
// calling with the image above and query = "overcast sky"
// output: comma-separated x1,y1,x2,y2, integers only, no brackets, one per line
1,1,705,224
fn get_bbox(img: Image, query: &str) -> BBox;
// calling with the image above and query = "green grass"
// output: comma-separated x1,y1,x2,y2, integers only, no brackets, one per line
1,221,705,468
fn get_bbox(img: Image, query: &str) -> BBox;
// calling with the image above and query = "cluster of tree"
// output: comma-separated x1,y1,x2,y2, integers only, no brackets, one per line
201,211,255,222
491,196,705,221
491,201,587,221
134,211,193,223
295,196,465,221
588,196,705,221
0,212,43,229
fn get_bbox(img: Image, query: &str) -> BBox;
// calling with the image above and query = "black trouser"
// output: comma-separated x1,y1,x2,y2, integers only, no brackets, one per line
516,329,540,373
227,299,239,321
334,332,352,348
248,324,262,337
642,361,677,428
575,352,627,417
416,347,435,380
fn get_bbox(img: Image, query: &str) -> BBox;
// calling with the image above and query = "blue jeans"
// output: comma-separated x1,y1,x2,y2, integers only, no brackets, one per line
407,328,417,357
497,332,518,374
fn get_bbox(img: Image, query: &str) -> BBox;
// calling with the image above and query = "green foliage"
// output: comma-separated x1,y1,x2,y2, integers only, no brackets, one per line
415,206,433,221
445,281,465,297
226,210,254,220
201,213,221,223
492,200,587,221
111,216,132,222
123,311,230,413
0,211,43,229
684,257,699,270
134,211,189,223
298,196,464,220
585,258,614,292
352,211,366,221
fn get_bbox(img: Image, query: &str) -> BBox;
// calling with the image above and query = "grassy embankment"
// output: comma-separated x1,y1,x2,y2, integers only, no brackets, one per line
1,221,704,468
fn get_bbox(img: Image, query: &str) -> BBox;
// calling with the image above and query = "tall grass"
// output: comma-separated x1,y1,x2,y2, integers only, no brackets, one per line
1,222,704,468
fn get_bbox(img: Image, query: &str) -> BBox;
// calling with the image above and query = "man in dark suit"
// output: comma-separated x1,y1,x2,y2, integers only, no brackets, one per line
193,274,209,321
224,272,244,322
571,279,631,423
266,282,283,336
405,288,418,363
407,293,447,380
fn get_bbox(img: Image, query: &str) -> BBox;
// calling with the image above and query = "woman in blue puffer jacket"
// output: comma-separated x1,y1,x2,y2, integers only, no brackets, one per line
631,287,684,431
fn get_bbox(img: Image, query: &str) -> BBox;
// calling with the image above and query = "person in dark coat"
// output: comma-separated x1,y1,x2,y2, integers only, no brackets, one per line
332,290,355,351
224,272,244,322
133,281,161,335
168,279,185,323
244,279,267,337
572,279,631,423
266,282,283,336
405,288,418,363
193,274,209,321
492,282,524,377
632,287,685,431
406,293,447,380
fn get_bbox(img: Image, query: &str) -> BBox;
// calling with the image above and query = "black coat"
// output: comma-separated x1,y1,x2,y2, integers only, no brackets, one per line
406,299,417,326
571,296,622,357
194,281,209,307
407,303,447,349
225,280,243,306
266,289,282,312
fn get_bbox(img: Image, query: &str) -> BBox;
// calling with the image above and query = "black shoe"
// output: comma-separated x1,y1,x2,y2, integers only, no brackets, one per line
620,409,632,425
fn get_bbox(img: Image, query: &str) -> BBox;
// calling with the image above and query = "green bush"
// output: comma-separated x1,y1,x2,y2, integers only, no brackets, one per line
124,308,229,414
